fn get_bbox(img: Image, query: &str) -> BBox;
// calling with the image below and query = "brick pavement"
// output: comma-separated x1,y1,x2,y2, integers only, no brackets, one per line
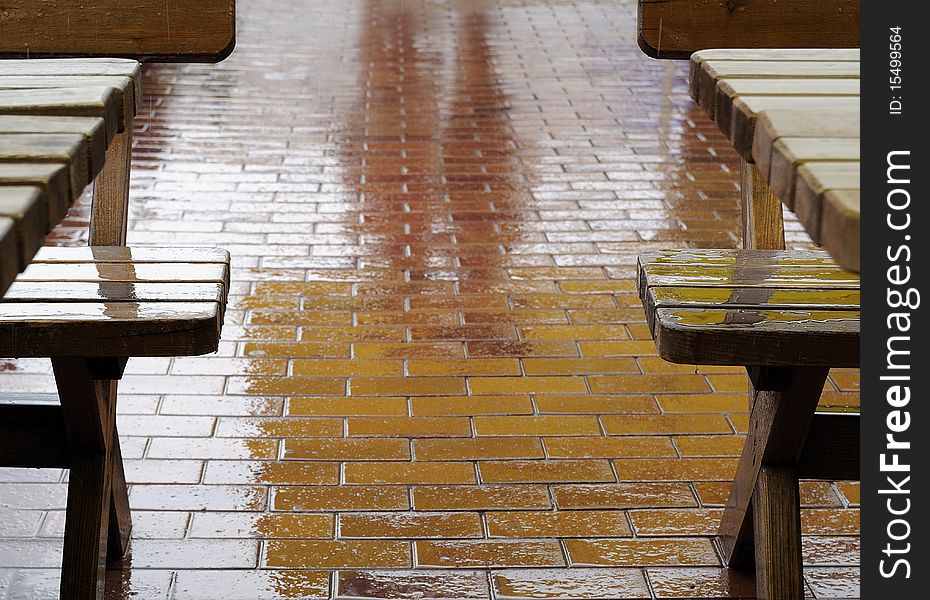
0,0,859,598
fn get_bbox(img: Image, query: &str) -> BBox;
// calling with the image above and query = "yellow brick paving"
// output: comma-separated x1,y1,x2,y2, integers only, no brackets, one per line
0,0,859,597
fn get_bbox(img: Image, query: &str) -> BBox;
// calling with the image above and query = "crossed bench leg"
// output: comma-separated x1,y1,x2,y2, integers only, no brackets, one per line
718,367,829,599
53,359,132,599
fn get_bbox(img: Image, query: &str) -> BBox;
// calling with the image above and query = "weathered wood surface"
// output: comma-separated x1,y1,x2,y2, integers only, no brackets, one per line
638,1,859,59
0,1,235,62
0,162,70,227
691,52,861,271
638,249,860,367
0,246,230,357
0,186,45,269
0,60,143,295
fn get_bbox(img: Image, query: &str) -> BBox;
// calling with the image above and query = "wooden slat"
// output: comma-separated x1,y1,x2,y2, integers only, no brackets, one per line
0,75,137,121
0,115,109,173
766,138,860,208
0,59,142,105
640,248,839,267
725,97,859,159
0,162,72,222
0,301,222,357
794,162,860,243
33,246,231,263
638,0,859,59
692,49,860,64
0,1,235,62
0,186,46,269
648,286,860,310
2,281,227,304
714,78,859,126
640,264,860,289
695,60,859,106
652,307,859,367
752,109,859,169
820,190,860,273
18,262,229,284
0,133,90,197
0,86,121,136
0,216,18,294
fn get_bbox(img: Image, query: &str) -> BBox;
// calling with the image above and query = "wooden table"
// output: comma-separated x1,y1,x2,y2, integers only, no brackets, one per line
0,58,141,294
689,49,860,271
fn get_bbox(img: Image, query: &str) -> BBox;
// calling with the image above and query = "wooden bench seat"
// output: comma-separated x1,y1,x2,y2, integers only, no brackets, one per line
0,246,229,599
638,248,859,598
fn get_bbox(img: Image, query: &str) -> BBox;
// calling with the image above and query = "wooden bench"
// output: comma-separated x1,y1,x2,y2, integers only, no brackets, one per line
635,3,860,598
638,248,859,598
1,4,235,598
0,246,229,598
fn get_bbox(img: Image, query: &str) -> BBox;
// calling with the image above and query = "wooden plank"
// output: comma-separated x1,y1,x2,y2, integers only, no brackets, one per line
0,75,137,121
0,1,235,62
639,0,859,59
651,308,859,367
820,190,860,273
692,49,860,64
714,78,859,126
2,281,227,304
0,133,90,198
0,86,121,136
794,162,860,243
648,286,860,310
0,186,46,269
639,248,839,267
0,301,222,357
726,97,859,159
766,138,860,208
0,59,141,105
0,216,18,294
0,162,72,223
752,110,860,174
696,60,859,106
18,262,229,284
0,115,109,173
33,246,231,263
641,264,861,289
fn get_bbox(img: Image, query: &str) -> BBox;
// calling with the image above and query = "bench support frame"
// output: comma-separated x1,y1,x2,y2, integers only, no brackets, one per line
52,358,131,600
719,366,830,599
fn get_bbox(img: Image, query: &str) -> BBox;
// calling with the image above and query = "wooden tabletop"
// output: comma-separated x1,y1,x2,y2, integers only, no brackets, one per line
690,49,860,272
0,58,141,295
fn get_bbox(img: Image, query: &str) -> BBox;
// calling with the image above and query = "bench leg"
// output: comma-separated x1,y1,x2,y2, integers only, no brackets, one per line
90,127,132,247
108,425,132,561
718,366,828,599
52,359,118,600
740,159,785,251
753,466,804,599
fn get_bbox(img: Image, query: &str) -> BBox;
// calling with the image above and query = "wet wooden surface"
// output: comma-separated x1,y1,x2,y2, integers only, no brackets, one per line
0,246,230,358
638,249,860,367
690,51,861,272
0,59,141,296
0,1,235,62
638,1,859,59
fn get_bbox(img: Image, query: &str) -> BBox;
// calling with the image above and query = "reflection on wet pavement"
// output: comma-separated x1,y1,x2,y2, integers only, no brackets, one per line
0,0,859,597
